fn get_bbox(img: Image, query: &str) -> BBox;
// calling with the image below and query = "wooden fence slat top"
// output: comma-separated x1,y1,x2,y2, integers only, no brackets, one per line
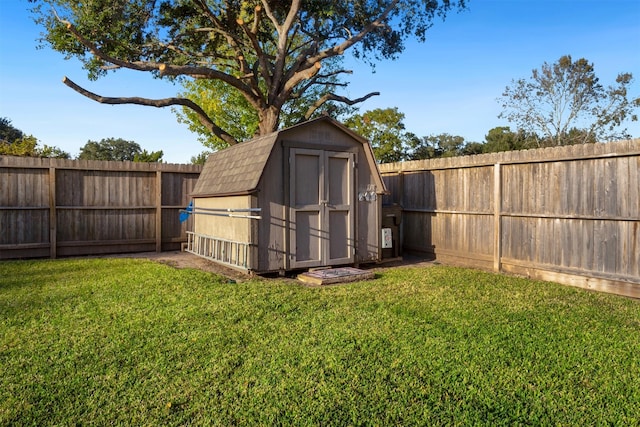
0,155,203,173
378,139,640,173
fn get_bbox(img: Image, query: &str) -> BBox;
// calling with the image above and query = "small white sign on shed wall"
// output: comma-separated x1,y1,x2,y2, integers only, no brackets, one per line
381,228,393,249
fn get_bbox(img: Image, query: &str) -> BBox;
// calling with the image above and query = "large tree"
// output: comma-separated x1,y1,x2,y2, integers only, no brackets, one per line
407,133,466,159
30,0,466,146
344,108,412,163
0,117,70,158
175,57,356,149
498,55,639,146
78,138,163,162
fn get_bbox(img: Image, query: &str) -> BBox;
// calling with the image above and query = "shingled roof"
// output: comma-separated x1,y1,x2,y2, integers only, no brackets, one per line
191,132,277,197
191,116,387,197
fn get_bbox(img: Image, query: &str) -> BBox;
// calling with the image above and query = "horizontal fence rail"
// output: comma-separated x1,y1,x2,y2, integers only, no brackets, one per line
0,156,202,259
379,139,640,298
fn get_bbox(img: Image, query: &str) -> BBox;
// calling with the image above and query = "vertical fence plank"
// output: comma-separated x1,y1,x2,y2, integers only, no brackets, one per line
155,170,162,252
49,166,57,259
494,163,501,272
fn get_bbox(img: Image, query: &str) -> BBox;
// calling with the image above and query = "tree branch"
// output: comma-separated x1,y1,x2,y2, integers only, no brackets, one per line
61,2,264,113
236,10,273,90
292,71,352,99
193,0,260,91
304,91,380,120
284,62,322,93
306,0,400,64
281,0,397,100
61,20,158,73
62,77,238,146
267,0,302,104
157,64,254,95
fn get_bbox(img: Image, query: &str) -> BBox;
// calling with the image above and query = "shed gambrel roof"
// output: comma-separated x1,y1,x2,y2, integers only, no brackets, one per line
191,132,278,197
191,116,387,197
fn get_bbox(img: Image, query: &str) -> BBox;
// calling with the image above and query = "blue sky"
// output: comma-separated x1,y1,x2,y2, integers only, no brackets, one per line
1,0,639,163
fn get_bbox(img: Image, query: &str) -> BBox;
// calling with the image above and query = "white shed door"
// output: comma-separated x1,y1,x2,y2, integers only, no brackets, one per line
289,148,354,269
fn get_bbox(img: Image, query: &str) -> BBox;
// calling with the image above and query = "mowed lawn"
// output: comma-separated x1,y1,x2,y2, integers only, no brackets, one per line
1,258,639,426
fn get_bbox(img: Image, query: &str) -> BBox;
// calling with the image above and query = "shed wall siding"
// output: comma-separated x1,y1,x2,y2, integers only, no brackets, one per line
284,122,356,147
257,142,286,272
357,170,381,262
193,196,253,244
356,146,381,263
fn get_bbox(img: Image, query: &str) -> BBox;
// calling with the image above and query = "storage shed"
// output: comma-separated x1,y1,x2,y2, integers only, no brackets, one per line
186,116,387,273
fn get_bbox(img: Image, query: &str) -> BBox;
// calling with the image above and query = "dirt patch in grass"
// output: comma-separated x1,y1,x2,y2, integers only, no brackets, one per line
110,251,438,283
107,250,253,282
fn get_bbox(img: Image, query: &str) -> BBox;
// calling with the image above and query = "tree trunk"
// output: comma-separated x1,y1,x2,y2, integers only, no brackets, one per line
258,106,280,136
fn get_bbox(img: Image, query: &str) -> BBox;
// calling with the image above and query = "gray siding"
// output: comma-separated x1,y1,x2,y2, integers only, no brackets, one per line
192,118,385,273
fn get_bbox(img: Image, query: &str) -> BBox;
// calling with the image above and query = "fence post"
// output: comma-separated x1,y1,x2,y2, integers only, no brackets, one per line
155,170,162,252
398,171,405,205
49,166,57,259
493,162,501,272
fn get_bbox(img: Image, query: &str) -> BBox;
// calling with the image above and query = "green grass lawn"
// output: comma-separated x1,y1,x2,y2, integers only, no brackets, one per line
1,258,639,426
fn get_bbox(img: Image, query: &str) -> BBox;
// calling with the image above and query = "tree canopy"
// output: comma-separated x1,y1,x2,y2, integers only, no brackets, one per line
31,0,467,146
0,117,70,158
498,55,639,146
0,118,25,143
344,108,495,162
482,126,537,153
344,108,413,163
175,57,356,150
78,138,163,162
190,151,213,165
407,133,466,159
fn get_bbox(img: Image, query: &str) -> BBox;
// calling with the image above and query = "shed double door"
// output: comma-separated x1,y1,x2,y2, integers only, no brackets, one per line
289,148,354,269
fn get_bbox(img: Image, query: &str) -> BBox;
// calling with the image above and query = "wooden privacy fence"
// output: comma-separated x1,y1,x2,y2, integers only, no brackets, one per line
0,156,201,259
2,141,639,298
379,139,640,298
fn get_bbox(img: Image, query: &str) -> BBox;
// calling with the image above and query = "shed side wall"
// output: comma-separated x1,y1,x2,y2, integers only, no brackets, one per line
256,142,286,272
193,195,253,244
356,164,381,263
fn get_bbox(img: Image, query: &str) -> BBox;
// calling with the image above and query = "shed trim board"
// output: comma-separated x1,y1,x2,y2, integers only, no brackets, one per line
190,117,386,273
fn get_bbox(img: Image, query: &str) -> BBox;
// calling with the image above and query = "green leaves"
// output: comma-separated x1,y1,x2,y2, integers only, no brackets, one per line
499,55,638,146
0,117,70,158
176,78,260,150
344,107,410,163
78,137,163,161
30,1,467,144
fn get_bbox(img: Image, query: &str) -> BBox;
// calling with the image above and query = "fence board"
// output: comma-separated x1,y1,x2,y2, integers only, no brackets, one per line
381,139,640,298
0,156,201,259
